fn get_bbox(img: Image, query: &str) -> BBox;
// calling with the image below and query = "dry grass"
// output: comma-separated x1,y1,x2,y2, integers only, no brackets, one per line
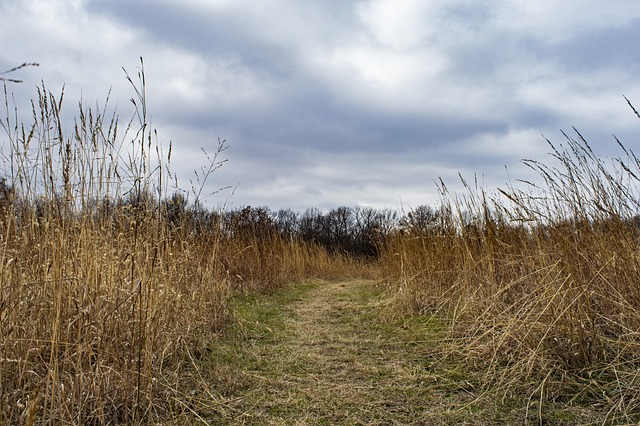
5,57,637,424
0,210,231,424
218,213,370,294
0,61,359,424
0,60,231,424
380,116,640,423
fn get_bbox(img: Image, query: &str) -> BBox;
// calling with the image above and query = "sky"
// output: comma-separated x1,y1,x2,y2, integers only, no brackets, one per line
1,0,640,212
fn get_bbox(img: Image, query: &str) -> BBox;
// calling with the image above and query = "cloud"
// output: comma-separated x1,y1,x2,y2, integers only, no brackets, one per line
1,0,639,212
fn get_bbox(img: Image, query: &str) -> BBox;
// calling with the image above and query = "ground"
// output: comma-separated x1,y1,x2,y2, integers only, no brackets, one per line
199,280,602,425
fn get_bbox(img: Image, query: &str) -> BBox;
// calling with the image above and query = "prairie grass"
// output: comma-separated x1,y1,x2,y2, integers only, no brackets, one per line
6,56,636,423
220,232,368,293
0,61,359,424
380,111,640,422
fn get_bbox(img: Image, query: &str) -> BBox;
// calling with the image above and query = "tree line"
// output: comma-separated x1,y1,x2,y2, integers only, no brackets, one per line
160,193,444,258
0,174,447,259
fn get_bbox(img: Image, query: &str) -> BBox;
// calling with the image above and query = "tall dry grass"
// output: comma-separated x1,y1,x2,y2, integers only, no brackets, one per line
0,60,357,424
0,60,234,424
218,206,373,293
380,109,640,422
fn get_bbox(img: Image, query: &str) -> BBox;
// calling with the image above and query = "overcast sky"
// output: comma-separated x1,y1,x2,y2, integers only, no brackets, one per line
1,0,640,212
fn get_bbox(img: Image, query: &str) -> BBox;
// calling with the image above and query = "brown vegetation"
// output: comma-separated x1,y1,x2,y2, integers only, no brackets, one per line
379,120,640,423
0,63,362,424
2,60,640,423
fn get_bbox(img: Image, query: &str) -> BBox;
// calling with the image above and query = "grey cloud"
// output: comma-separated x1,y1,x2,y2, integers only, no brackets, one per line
548,19,640,71
87,1,294,84
2,0,640,212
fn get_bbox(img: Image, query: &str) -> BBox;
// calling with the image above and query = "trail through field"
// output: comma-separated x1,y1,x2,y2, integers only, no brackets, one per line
213,280,476,425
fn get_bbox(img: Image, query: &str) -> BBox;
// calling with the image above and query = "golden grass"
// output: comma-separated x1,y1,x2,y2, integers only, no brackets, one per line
0,61,360,424
5,58,639,423
221,231,372,294
0,211,230,423
379,130,640,422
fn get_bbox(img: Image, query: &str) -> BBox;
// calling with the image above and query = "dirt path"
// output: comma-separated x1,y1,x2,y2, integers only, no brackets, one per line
202,280,613,425
214,280,475,425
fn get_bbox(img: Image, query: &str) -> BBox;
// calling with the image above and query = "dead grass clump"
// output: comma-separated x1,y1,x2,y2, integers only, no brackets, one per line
380,106,640,422
1,212,230,424
0,61,232,424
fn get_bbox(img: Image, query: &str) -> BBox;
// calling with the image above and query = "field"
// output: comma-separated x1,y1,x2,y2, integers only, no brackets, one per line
1,67,640,424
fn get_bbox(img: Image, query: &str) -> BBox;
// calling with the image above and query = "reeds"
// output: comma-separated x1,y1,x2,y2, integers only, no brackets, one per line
0,60,357,424
380,108,640,422
7,55,634,422
0,59,233,424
